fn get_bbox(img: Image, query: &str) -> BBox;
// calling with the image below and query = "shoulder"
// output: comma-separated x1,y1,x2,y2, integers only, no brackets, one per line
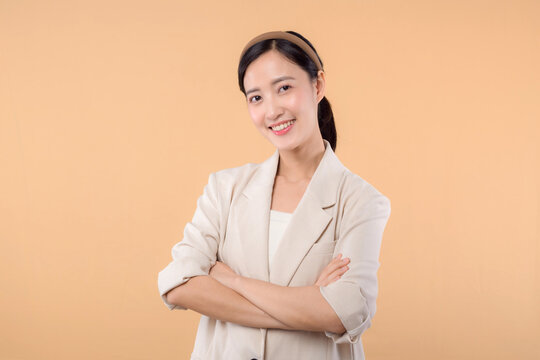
338,167,391,215
211,161,258,186
205,161,261,201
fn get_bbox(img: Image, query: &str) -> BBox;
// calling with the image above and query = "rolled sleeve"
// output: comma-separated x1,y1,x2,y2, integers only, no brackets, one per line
320,190,391,344
157,172,222,310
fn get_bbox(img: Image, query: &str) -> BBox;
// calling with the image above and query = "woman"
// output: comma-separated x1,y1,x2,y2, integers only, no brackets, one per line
158,30,391,360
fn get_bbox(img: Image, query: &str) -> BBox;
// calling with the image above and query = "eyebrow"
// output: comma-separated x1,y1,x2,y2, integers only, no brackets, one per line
245,76,295,96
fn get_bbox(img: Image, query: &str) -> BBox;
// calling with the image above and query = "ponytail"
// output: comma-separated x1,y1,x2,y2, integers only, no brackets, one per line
318,96,337,151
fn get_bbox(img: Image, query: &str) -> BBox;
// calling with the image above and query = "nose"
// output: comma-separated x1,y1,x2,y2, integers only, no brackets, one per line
265,94,284,121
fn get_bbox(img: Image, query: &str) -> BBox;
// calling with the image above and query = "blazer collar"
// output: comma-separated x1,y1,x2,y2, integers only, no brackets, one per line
242,139,346,207
239,139,347,285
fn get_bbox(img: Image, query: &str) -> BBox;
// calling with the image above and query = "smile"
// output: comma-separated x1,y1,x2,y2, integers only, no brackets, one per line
269,119,296,136
269,119,296,131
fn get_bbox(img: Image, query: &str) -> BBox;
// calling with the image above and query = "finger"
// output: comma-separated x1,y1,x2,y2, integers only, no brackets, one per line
327,273,342,284
320,272,343,287
317,266,347,287
319,256,349,281
324,257,350,275
333,253,343,263
330,267,349,283
318,260,341,280
326,265,349,281
323,263,349,282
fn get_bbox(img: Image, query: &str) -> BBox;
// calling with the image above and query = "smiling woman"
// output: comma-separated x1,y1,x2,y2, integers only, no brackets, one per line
157,30,391,360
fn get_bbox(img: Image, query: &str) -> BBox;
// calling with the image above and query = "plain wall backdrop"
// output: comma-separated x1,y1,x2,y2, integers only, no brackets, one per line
1,0,538,359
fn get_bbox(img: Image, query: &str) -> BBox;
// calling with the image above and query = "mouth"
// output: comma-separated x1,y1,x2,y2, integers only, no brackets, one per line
268,119,296,131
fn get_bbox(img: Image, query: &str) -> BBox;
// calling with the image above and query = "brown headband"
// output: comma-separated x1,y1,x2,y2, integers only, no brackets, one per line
239,31,324,71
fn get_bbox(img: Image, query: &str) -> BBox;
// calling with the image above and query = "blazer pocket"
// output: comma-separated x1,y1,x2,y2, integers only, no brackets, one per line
309,240,336,255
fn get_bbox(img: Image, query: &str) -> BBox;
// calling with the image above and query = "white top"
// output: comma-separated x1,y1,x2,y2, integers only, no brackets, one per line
268,209,293,272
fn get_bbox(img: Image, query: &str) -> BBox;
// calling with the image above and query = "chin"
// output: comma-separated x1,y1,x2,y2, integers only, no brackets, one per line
274,140,301,151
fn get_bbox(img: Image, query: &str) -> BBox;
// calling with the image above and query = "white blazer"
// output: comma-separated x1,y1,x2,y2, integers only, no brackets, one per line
158,139,391,360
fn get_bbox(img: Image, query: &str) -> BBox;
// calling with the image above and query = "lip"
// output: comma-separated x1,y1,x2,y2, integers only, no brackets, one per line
268,119,295,128
270,120,295,136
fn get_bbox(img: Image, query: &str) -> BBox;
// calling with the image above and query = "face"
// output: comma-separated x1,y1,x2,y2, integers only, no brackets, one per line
243,49,325,151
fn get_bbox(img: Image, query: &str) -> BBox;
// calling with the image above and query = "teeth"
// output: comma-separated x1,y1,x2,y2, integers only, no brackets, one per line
271,120,295,131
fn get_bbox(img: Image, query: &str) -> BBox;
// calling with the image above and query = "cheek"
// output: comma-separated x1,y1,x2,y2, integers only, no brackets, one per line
288,90,313,116
286,94,303,112
248,107,264,126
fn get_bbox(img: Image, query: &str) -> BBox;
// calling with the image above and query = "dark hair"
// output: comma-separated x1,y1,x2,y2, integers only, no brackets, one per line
237,31,337,152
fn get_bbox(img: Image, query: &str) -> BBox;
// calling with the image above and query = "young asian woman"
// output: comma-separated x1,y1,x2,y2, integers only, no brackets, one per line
158,30,391,360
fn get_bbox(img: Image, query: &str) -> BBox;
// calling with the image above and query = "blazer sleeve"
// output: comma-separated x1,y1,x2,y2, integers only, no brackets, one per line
157,172,222,310
319,185,391,344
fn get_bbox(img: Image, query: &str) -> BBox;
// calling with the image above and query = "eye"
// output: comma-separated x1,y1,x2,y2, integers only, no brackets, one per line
248,95,261,103
279,85,291,92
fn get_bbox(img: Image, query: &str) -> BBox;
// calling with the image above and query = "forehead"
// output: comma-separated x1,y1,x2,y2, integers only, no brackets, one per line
243,50,307,88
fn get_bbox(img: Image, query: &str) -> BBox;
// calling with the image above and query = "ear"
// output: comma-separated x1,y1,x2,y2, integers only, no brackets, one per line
313,70,326,104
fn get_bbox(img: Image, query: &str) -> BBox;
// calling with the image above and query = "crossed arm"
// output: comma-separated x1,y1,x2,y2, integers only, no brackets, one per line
165,254,350,333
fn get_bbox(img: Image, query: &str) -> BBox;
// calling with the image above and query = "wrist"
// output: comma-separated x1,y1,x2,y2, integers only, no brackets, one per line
230,273,243,293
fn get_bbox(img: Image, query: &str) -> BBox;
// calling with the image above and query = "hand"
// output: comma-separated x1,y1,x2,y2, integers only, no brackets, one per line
315,253,350,287
209,260,239,289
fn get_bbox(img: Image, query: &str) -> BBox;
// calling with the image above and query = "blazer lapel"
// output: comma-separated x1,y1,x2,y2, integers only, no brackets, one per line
239,148,279,282
240,139,346,286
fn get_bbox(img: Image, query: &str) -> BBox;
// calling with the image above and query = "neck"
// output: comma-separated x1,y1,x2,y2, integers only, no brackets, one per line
276,136,326,182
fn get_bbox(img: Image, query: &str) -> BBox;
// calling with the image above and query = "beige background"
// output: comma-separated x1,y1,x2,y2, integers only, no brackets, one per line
1,0,538,359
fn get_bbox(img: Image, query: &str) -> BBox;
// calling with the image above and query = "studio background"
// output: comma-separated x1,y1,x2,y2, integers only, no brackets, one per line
1,0,538,359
